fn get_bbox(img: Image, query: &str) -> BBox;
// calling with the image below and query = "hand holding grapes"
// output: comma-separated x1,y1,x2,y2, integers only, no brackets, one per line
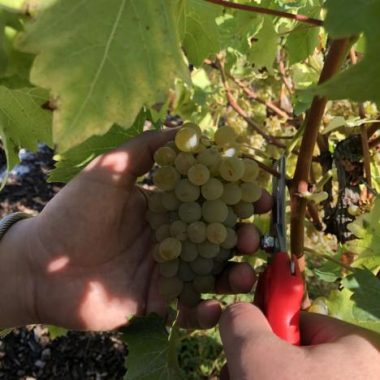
0,128,271,331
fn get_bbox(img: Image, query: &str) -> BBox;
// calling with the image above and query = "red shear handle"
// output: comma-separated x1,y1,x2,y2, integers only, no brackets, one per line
254,252,304,345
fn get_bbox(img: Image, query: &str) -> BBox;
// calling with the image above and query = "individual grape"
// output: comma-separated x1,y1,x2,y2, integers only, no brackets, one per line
154,146,176,166
219,157,245,182
221,228,238,249
187,221,206,243
170,220,187,241
234,201,254,219
181,241,198,262
153,166,180,191
175,126,201,152
206,222,227,245
159,276,183,300
178,202,202,223
148,192,166,213
224,207,238,227
202,199,228,223
242,158,259,182
193,275,215,293
159,259,179,277
221,142,240,158
159,237,182,261
177,260,195,282
161,191,180,211
188,164,210,186
152,244,166,263
175,152,196,175
221,182,242,205
175,179,200,202
201,178,224,200
183,122,202,135
155,224,170,242
214,126,237,147
190,256,214,275
240,182,262,203
197,241,220,259
197,147,220,168
146,210,169,230
179,283,201,307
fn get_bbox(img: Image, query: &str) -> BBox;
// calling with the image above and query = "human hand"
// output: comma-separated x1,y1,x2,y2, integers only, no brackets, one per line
5,129,271,331
219,302,380,380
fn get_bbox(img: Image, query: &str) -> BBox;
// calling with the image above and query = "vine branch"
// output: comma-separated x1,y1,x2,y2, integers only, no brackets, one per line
204,0,324,27
290,39,352,259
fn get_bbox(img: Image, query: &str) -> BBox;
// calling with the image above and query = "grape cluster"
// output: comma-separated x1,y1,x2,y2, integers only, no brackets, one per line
146,123,261,306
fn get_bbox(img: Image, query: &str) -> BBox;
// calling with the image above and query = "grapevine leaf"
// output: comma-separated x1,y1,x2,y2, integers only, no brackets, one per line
181,0,222,67
325,288,380,334
17,0,189,153
49,109,146,183
0,86,52,188
248,16,278,71
313,0,380,105
121,314,183,380
342,269,380,320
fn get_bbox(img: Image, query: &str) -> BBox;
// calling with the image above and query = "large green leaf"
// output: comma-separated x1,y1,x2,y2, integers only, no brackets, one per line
0,86,52,187
122,314,183,380
181,0,221,67
17,0,188,153
49,109,146,183
314,0,380,105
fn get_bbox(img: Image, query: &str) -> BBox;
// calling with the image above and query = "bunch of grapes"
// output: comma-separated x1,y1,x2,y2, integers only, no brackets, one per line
146,123,261,306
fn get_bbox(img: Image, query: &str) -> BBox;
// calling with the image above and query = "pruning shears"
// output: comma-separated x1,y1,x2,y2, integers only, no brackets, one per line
255,156,304,346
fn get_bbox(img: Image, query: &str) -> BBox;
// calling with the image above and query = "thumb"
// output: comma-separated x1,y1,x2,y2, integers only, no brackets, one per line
219,303,302,379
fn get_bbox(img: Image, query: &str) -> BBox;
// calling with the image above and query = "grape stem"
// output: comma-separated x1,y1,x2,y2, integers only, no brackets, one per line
214,56,286,149
203,0,324,27
290,38,352,259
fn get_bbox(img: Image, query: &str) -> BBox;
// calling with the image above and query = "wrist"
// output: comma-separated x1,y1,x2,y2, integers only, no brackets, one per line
0,216,40,328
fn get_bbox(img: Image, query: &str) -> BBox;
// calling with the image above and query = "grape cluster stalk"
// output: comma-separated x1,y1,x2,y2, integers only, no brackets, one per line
146,123,262,306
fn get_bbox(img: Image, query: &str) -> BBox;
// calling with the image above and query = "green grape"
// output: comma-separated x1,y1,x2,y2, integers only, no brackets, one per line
179,283,201,307
200,136,212,148
165,141,179,152
175,126,201,152
190,256,214,275
159,276,183,300
170,220,187,241
148,192,166,213
214,125,237,147
159,258,179,277
197,241,220,259
177,260,195,282
188,163,210,186
201,178,224,200
152,244,166,263
202,199,228,223
146,210,169,230
183,122,202,135
154,146,177,166
240,182,262,203
175,152,196,175
234,201,254,219
175,179,200,202
242,158,259,182
153,166,180,191
197,147,220,168
155,224,170,242
206,222,227,244
187,221,206,243
221,228,238,249
161,191,180,211
158,237,182,261
221,182,242,205
219,157,245,182
224,207,238,227
178,202,202,223
181,241,198,262
221,142,240,157
215,248,232,262
193,275,215,293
